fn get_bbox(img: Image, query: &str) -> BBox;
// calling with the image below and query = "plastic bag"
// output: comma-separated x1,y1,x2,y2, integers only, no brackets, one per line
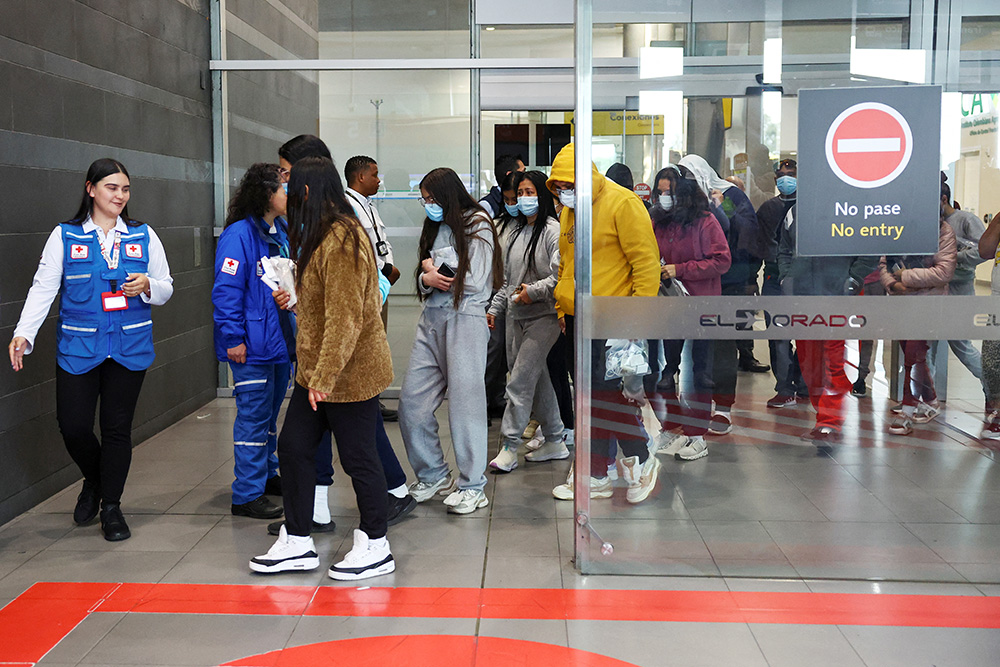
605,339,650,380
260,256,298,309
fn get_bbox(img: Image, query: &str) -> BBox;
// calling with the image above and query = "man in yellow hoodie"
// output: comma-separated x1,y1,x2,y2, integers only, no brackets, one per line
545,143,662,503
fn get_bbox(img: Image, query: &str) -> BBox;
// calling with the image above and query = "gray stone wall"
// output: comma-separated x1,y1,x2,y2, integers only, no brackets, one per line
0,0,217,525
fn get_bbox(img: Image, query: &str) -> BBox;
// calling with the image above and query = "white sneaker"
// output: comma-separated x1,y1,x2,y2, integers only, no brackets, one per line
552,474,613,501
563,429,574,446
621,455,661,504
447,489,489,515
249,525,319,573
327,529,395,581
655,431,689,456
524,431,545,451
489,446,519,472
607,461,619,481
524,439,570,462
408,474,457,503
522,419,540,439
913,401,941,424
674,436,708,461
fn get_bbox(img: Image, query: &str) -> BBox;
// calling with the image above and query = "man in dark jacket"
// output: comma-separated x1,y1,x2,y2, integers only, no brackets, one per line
756,159,806,407
777,205,876,441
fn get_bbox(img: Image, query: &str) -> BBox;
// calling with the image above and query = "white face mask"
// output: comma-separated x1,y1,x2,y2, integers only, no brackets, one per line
658,194,674,210
558,189,575,209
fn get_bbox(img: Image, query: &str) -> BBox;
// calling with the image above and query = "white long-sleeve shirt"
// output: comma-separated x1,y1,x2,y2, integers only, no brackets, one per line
13,217,174,354
346,187,394,271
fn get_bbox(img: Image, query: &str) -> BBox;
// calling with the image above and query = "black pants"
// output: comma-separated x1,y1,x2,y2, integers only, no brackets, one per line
484,309,508,416
712,282,742,410
56,359,146,505
564,315,648,473
278,384,387,539
546,331,574,429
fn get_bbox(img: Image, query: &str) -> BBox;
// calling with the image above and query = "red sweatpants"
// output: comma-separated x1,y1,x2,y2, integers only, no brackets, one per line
795,339,852,430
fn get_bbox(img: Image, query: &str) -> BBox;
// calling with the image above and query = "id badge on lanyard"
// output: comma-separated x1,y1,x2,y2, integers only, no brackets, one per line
100,230,127,312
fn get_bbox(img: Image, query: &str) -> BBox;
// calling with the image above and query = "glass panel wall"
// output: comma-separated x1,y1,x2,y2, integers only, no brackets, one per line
573,1,1000,581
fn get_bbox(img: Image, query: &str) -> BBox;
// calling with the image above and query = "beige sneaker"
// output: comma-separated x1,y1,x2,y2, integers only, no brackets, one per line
522,419,540,439
552,467,613,501
622,455,661,504
525,439,570,463
655,431,689,456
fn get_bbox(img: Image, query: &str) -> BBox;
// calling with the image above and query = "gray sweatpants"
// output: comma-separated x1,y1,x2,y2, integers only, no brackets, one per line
500,314,564,449
399,307,489,491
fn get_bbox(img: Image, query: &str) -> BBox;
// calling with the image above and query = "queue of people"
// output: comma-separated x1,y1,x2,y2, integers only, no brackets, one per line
9,140,998,583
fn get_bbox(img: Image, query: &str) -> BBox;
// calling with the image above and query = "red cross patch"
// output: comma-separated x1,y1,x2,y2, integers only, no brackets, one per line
124,243,143,259
70,244,89,260
221,257,240,276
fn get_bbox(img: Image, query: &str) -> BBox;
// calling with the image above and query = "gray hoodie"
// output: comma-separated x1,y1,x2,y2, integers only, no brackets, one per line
418,210,496,315
488,216,560,320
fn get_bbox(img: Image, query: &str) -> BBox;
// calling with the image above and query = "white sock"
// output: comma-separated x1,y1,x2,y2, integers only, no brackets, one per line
313,484,331,524
388,484,408,499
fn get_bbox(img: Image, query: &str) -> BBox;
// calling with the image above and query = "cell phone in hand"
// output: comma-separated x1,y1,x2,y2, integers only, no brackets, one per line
438,263,456,278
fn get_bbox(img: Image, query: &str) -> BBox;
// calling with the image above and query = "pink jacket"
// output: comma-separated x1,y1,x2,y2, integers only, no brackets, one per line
879,221,957,296
652,212,731,296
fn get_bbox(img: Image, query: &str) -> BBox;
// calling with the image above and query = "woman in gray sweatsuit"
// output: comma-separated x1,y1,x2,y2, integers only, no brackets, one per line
400,167,503,515
486,171,566,472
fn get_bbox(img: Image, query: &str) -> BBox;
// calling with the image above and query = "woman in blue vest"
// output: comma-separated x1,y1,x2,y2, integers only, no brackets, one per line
213,163,293,521
9,158,174,541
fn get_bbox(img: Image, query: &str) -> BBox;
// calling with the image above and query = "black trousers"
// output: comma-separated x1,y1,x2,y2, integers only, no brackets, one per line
56,359,146,505
278,384,387,539
546,331,574,429
712,282,742,409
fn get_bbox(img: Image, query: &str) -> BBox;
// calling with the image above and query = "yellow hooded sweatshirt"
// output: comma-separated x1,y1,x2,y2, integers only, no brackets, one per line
545,143,660,317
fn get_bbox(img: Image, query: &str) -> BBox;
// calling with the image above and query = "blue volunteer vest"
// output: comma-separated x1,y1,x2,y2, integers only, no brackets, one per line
57,222,155,374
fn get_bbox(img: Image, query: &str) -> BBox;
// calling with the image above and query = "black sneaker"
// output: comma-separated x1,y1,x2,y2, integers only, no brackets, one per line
386,493,417,526
851,379,867,397
100,503,131,541
73,480,101,525
738,358,770,373
232,495,284,520
263,475,282,496
267,519,336,536
766,394,796,409
380,401,398,422
802,426,841,442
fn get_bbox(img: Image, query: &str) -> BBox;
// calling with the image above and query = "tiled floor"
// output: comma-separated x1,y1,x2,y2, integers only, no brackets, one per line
2,302,1000,664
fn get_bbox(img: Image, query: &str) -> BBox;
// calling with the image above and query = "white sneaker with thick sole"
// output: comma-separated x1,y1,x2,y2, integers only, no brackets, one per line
621,455,661,504
674,436,708,461
408,474,457,503
913,401,941,424
327,529,395,581
552,474,613,501
447,489,489,514
525,439,570,462
489,446,519,472
249,525,320,573
655,431,689,456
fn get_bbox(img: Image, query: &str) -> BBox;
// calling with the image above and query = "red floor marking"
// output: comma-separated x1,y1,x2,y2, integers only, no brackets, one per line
0,582,120,664
220,635,638,667
5,582,1000,664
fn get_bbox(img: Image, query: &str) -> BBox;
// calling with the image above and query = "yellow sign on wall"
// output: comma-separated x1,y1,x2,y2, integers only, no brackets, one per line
564,111,664,136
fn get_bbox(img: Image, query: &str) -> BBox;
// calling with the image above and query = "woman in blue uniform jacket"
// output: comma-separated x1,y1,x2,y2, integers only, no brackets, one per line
9,158,174,541
213,163,296,521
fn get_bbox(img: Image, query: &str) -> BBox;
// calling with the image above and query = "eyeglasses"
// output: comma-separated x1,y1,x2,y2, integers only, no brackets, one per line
418,196,437,205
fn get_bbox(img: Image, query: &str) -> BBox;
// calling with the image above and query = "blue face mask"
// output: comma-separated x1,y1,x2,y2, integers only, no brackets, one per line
776,175,797,196
504,202,520,217
282,183,288,194
518,196,539,217
424,202,444,221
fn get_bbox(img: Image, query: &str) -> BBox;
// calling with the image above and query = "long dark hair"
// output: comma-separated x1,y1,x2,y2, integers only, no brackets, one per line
494,170,519,236
507,170,557,273
69,158,138,226
225,163,282,227
286,157,364,290
652,166,680,199
653,177,710,229
416,167,503,307
278,134,331,165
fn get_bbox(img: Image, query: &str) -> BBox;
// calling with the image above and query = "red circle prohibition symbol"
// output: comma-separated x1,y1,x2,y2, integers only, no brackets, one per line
221,634,640,667
824,102,913,189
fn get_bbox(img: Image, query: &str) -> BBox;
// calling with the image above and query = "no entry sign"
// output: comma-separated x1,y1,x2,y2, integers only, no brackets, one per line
826,103,912,189
798,85,941,257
